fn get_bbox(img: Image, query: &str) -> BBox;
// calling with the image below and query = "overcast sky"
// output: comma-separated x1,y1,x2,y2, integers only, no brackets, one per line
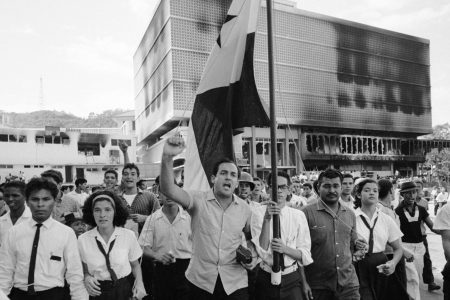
1,0,449,126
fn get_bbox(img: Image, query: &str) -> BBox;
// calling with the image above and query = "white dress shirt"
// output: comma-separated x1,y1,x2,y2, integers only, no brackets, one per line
0,206,32,248
139,206,192,259
355,207,403,253
251,205,313,267
78,227,142,281
0,217,88,300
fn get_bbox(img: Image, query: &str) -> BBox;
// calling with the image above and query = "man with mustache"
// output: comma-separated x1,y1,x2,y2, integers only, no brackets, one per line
302,169,366,300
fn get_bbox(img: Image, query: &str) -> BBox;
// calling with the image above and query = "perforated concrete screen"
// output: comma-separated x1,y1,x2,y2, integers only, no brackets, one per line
135,0,431,142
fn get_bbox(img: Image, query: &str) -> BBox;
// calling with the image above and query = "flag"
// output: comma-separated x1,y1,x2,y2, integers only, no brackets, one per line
184,0,270,191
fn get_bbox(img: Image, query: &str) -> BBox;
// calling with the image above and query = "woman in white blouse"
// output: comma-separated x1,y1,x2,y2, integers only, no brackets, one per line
353,179,408,300
78,191,146,299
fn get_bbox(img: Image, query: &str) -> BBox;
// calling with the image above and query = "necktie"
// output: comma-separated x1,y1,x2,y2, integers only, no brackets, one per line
95,237,118,282
360,215,378,254
28,223,43,295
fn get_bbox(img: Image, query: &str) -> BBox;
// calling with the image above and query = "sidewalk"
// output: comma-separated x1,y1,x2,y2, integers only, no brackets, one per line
421,231,444,300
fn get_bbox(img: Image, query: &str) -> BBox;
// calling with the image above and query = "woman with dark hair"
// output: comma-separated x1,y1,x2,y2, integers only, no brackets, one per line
353,179,408,300
78,191,146,299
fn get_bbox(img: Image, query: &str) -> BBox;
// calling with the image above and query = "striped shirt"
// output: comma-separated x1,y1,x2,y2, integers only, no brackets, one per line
119,189,160,232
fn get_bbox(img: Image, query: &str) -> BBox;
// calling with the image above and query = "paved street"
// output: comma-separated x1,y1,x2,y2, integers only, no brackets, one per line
421,205,445,300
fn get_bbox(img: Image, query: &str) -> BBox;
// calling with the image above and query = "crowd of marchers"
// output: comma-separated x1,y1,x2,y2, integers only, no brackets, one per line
0,134,448,300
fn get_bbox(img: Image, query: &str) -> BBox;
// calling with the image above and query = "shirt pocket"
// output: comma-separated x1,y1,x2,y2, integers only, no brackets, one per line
309,225,328,246
46,248,65,278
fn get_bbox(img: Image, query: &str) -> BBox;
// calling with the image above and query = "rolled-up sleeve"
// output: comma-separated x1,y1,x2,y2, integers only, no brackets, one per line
296,211,313,266
250,206,272,264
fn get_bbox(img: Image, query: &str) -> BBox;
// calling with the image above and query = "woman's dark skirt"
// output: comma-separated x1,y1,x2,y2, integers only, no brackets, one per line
355,252,409,300
90,275,133,300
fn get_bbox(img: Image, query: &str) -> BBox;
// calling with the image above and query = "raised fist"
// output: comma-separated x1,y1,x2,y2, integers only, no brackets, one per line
163,133,186,157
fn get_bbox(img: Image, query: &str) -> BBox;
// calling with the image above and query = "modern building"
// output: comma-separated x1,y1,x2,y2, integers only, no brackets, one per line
0,121,137,184
134,0,433,178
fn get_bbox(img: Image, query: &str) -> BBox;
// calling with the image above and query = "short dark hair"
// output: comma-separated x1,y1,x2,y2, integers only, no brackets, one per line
342,173,354,181
41,169,64,184
378,179,393,199
26,177,59,200
3,180,26,196
104,169,118,180
303,182,313,189
266,171,291,187
82,190,129,227
122,163,140,177
75,178,87,187
211,158,240,178
318,169,343,187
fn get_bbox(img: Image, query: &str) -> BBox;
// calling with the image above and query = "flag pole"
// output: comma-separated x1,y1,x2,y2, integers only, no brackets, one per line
265,0,282,286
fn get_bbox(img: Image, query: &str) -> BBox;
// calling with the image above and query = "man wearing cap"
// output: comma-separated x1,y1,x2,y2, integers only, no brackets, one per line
414,180,440,292
395,181,438,299
238,172,260,212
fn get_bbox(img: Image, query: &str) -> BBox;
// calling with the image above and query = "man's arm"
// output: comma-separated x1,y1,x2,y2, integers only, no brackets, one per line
64,231,89,300
441,230,450,261
424,216,440,234
119,141,130,165
160,135,191,209
0,230,16,294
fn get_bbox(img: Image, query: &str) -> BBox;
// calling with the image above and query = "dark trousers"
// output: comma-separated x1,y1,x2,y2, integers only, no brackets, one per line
442,261,450,300
422,235,435,284
254,268,303,300
141,256,154,300
386,254,408,295
355,253,389,300
311,286,360,300
153,259,190,300
90,276,132,300
247,265,259,300
9,287,65,300
189,275,248,300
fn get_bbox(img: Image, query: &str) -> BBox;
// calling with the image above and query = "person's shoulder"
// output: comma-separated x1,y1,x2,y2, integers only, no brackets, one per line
78,229,94,242
288,205,307,218
118,226,139,239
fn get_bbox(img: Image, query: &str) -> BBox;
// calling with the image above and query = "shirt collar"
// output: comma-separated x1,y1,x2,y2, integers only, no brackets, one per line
92,226,121,243
156,205,188,220
316,198,347,211
30,216,55,229
354,207,380,221
207,189,240,205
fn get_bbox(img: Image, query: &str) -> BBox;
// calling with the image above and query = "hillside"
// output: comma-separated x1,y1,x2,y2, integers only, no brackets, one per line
6,109,131,128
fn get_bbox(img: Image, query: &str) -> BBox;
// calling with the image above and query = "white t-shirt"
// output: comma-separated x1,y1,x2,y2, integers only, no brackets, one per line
123,194,137,206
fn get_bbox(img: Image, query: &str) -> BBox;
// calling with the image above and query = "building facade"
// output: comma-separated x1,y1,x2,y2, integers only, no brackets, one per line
134,0,432,178
0,125,136,184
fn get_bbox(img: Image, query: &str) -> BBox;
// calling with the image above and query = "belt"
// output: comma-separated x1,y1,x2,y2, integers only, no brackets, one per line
260,262,298,275
98,275,130,292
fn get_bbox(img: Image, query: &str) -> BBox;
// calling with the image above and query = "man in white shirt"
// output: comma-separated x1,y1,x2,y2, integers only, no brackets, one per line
0,181,31,248
64,178,89,208
0,177,88,300
139,192,192,300
432,203,450,299
251,171,313,300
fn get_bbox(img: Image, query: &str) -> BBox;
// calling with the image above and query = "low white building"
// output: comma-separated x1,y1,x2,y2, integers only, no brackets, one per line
0,125,137,185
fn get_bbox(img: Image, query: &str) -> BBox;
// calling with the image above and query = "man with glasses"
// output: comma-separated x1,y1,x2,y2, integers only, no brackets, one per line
251,171,312,300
